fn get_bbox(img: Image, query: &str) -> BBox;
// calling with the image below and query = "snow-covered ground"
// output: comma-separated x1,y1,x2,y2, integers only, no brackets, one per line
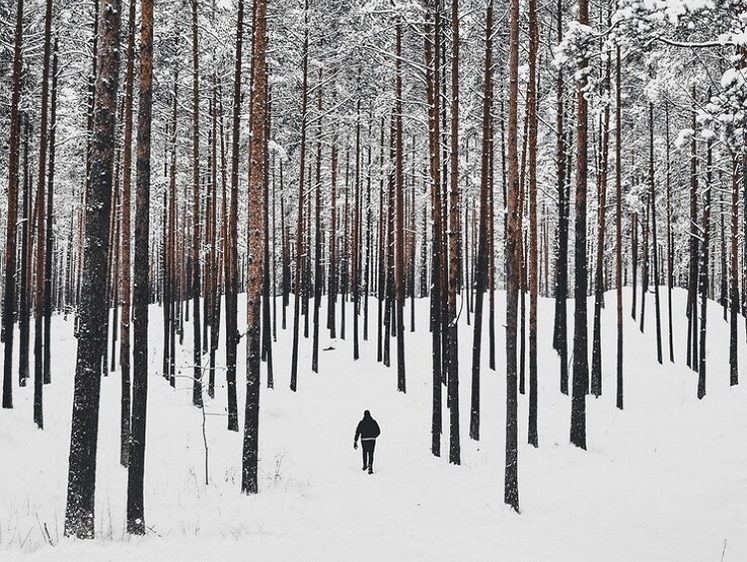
1,288,746,561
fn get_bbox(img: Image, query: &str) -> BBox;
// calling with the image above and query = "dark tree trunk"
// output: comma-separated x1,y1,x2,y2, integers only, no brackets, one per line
425,5,443,457
353,100,363,362
631,209,638,320
127,0,153,534
44,37,60,386
31,0,54,429
311,71,323,374
328,139,338,340
615,45,624,410
470,0,493,443
446,0,460,465
649,103,663,364
18,117,31,390
225,0,244,430
64,0,121,538
570,0,590,451
729,155,740,386
190,0,203,409
526,0,539,446
591,60,611,398
242,0,267,495
119,0,136,467
639,183,650,334
290,0,310,393
262,87,274,389
697,139,712,399
395,21,407,393
165,70,179,389
505,0,521,511
686,94,699,370
665,99,674,363
552,0,569,396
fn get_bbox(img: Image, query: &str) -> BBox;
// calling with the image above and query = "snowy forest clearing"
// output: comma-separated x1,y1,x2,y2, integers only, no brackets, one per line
1,290,746,561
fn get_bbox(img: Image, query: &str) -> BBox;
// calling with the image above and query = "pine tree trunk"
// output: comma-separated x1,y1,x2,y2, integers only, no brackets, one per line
395,21,406,393
649,103,663,364
64,0,121,537
242,0,267,495
665,99,674,363
290,0,310,393
729,155,740,386
127,0,153,534
353,100,362,361
119,0,136,467
262,89,274,389
425,5,443,457
570,0,590,451
311,72,323,374
190,0,203,408
526,0,539,446
505,0,521,511
470,0,492,443
32,0,54,428
697,139,712,399
328,140,338,339
615,45,624,410
225,0,244,428
44,37,60,387
591,60,611,398
18,117,31,390
552,0,569,396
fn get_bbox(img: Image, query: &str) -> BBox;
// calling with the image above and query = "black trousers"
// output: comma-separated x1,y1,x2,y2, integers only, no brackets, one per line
361,439,376,470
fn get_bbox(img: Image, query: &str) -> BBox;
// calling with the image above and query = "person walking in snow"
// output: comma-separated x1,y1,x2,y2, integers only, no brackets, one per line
353,410,380,474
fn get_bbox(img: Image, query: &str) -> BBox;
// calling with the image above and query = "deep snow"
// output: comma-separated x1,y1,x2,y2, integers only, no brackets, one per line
1,288,746,561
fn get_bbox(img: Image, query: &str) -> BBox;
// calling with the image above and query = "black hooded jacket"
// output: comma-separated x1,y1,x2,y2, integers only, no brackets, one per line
355,411,381,441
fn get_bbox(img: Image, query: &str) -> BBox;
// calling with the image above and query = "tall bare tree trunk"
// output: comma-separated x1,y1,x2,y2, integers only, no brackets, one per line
127,0,154,534
649,103,663,364
729,155,740,386
290,0,310,393
665,99,674,363
697,138,712,399
615,45,624,410
119,0,137,468
470,0,493,443
190,0,203,408
553,0,570,396
446,0,460,466
32,0,54,429
44,37,60,388
64,0,121,538
570,0,590,450
18,118,31,390
243,0,267,495
505,0,521,511
311,71,323,374
395,21,407,394
225,0,244,430
686,91,699,370
527,0,540,446
425,4,443,457
591,60,611,398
